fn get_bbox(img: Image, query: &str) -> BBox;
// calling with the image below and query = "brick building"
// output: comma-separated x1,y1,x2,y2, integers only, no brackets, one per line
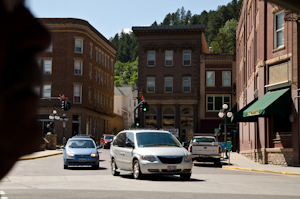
37,18,117,144
235,0,300,165
132,25,236,143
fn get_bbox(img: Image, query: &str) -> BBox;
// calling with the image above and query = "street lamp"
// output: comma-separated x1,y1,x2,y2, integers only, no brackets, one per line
218,104,232,159
60,114,69,145
49,110,60,134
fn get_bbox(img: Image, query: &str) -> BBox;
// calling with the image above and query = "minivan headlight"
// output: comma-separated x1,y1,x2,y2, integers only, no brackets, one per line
142,155,156,162
184,155,192,162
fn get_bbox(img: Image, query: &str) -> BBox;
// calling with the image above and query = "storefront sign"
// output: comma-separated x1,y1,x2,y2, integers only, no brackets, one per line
160,128,179,137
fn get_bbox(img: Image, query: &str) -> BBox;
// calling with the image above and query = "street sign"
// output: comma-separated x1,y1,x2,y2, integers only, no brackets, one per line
221,142,225,149
227,141,232,150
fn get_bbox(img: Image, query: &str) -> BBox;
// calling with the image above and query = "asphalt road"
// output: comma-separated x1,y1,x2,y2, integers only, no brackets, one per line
1,149,300,199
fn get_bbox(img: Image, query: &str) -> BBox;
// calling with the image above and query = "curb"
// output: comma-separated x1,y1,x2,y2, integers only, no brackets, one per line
18,152,63,161
222,166,300,177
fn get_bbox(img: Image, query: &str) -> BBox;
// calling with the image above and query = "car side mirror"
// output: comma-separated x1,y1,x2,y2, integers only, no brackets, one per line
125,142,134,148
97,146,102,149
60,146,65,149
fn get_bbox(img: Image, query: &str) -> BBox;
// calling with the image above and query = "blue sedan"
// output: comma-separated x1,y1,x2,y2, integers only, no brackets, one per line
61,136,101,169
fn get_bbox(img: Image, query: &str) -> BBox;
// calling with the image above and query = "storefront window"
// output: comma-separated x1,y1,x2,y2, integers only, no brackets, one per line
145,108,157,129
163,108,175,129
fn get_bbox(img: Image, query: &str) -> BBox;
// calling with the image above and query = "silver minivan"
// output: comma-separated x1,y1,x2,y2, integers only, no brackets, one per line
110,129,193,180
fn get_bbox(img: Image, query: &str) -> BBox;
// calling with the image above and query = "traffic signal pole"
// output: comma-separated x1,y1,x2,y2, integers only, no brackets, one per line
133,99,145,128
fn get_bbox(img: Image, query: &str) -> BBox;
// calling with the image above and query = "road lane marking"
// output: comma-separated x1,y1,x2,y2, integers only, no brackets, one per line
0,190,8,199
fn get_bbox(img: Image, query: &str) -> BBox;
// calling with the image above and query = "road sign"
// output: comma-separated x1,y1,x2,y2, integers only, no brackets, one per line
221,142,225,149
227,141,232,150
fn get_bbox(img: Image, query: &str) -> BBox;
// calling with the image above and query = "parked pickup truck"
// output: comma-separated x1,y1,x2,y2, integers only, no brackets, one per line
188,136,221,166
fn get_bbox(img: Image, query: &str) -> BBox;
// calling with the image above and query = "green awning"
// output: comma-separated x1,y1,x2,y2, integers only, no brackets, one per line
243,88,291,117
219,103,237,129
231,98,258,122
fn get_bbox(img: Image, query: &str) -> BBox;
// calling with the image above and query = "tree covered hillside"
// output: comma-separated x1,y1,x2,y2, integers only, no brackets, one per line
110,0,242,87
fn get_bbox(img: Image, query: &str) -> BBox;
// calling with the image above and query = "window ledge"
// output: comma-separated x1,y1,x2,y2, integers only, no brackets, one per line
272,46,285,53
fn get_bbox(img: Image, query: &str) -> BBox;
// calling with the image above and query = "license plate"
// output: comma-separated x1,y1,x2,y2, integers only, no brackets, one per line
167,166,177,171
202,155,208,158
79,158,86,162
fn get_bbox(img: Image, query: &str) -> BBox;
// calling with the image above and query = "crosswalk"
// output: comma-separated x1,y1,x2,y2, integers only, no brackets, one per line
0,190,8,199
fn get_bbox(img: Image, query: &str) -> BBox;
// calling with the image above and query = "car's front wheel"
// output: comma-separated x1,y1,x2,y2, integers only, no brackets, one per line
64,165,68,169
92,162,99,170
111,159,120,176
133,160,143,179
180,173,191,181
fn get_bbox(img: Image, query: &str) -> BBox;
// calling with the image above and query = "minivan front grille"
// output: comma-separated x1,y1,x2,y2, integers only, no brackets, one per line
157,156,183,164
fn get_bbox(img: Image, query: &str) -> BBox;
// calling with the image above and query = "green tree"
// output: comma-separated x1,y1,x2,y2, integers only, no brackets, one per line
219,19,237,51
151,21,158,26
211,32,232,53
114,57,138,87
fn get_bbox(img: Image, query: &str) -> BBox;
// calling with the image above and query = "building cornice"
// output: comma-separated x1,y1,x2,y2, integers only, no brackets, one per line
38,18,117,56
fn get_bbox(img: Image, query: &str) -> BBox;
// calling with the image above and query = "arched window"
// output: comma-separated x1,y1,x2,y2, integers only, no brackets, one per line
163,108,175,129
145,108,157,129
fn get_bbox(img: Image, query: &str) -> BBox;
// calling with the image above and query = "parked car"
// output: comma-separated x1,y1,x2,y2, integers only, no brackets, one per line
188,136,221,166
110,129,193,180
100,134,115,149
61,136,101,169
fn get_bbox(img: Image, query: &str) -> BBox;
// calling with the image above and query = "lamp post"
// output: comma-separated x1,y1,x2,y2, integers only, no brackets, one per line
218,104,233,159
49,110,60,134
60,114,69,145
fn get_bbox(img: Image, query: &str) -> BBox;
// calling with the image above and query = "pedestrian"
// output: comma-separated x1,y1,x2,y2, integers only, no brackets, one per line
0,0,51,180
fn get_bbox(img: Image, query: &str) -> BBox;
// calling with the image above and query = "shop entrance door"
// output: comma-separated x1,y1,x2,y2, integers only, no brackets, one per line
181,128,193,143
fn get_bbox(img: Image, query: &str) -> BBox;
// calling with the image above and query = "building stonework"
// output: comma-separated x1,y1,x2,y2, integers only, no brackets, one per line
133,25,236,143
235,0,300,166
37,18,117,145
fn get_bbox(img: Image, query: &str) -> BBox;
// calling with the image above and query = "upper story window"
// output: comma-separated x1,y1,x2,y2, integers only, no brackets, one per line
183,50,191,66
95,69,97,82
206,71,215,86
74,85,82,104
74,60,83,75
147,77,155,93
147,51,155,66
89,65,92,79
88,88,91,104
183,77,191,93
45,41,52,52
98,51,101,64
95,49,98,62
43,84,51,98
44,60,52,74
222,71,231,86
274,11,284,49
165,50,173,66
89,45,92,58
165,77,173,93
75,39,83,53
207,95,230,111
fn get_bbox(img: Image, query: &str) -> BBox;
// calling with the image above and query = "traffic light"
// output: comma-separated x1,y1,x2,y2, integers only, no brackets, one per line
142,102,148,112
135,117,140,127
65,101,71,111
61,100,65,110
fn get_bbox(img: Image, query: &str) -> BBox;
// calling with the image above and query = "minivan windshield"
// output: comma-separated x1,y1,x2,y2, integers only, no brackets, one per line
136,132,181,147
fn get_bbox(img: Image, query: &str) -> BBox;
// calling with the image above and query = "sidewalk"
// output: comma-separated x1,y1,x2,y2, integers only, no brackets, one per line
18,149,63,161
222,152,300,177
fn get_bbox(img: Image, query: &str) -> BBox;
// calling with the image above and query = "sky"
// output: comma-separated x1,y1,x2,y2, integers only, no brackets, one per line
26,0,233,40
